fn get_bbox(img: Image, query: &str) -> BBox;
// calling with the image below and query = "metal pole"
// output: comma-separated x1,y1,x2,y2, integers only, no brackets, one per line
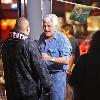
17,0,21,18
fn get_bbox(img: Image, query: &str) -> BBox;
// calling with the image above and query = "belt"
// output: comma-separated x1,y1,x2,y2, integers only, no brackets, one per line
49,70,63,74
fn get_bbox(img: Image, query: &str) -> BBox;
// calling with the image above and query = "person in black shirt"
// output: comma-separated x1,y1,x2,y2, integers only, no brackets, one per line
68,30,100,100
1,17,51,100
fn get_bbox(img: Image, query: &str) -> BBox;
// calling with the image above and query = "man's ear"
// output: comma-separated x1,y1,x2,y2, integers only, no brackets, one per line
26,26,28,32
26,25,30,34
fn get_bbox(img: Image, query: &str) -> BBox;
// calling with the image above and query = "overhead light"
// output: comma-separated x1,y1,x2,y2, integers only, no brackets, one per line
1,0,13,4
11,3,17,9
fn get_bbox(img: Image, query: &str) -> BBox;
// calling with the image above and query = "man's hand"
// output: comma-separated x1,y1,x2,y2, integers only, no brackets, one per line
65,69,72,76
42,53,52,61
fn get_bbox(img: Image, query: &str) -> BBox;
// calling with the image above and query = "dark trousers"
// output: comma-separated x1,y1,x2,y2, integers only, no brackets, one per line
7,95,38,100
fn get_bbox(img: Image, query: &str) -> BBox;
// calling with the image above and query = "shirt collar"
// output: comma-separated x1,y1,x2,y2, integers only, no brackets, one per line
45,31,58,42
10,31,28,40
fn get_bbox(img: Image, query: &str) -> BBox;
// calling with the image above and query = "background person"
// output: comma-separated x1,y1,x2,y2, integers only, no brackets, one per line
61,24,80,72
68,30,100,100
79,32,94,55
61,24,80,100
39,14,72,100
1,17,51,100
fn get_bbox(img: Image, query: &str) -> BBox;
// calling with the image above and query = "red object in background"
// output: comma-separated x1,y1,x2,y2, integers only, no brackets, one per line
79,38,91,55
1,30,9,41
1,21,7,30
1,19,16,41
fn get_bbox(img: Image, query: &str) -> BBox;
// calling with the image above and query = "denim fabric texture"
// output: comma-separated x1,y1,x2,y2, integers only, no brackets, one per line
39,31,72,100
39,31,72,70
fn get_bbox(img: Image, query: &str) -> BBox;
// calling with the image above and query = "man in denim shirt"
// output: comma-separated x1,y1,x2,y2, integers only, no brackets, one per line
39,14,72,100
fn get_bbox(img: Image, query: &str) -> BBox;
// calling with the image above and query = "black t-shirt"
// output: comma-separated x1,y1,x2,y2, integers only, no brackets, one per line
69,36,80,64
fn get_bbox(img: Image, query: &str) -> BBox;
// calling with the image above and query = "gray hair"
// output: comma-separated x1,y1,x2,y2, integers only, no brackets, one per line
43,14,58,28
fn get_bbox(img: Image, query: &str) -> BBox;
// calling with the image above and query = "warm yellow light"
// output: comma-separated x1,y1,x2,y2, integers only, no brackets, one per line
1,19,16,30
94,27,99,31
87,16,100,31
9,19,16,30
1,20,7,30
1,0,13,4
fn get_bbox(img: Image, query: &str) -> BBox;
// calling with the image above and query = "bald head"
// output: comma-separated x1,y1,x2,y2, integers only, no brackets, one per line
16,17,30,35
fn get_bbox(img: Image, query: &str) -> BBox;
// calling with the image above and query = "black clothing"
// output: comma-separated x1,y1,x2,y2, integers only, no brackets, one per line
68,53,100,100
69,36,80,64
1,32,51,100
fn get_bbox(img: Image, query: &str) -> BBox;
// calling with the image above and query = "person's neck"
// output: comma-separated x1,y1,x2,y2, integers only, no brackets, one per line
67,34,73,39
44,31,55,41
45,36,53,41
19,30,28,35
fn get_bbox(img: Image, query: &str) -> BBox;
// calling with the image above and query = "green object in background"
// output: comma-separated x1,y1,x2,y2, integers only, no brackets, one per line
70,5,91,24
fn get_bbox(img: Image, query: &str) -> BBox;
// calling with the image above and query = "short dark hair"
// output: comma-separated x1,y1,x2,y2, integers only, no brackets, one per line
61,24,74,35
15,17,29,32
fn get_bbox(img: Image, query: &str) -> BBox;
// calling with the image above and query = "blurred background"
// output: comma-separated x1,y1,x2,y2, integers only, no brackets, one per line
0,0,100,99
0,0,100,41
0,0,100,71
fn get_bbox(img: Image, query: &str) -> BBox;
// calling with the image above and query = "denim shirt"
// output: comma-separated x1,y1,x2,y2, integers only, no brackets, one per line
39,31,72,71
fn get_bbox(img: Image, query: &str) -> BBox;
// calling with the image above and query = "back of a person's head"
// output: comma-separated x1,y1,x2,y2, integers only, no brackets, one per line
89,30,100,53
61,24,74,35
15,17,30,35
43,14,58,29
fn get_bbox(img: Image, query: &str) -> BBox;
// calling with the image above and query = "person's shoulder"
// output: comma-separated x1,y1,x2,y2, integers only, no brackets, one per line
70,36,79,46
21,38,36,48
79,53,90,61
80,53,88,57
56,31,69,41
39,33,45,43
70,36,77,41
26,38,39,46
70,36,78,42
56,31,65,37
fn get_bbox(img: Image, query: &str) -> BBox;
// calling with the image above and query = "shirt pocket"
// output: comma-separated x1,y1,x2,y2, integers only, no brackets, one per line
47,48,59,57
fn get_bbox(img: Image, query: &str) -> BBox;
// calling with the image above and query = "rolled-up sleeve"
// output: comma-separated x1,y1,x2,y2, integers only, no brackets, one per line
59,36,72,60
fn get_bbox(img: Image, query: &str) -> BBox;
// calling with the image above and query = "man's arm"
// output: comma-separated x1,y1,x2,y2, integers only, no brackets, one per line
42,53,69,64
42,35,72,65
29,40,51,93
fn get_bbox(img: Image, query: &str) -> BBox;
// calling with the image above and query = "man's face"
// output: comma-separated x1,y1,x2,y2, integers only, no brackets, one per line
61,28,69,37
27,24,30,35
43,20,55,38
